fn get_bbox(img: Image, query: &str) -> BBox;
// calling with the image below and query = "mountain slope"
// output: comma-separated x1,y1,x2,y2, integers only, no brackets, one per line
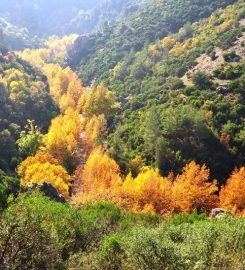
0,0,150,50
64,0,245,182
67,0,237,84
0,0,148,38
0,45,57,172
104,0,245,182
0,18,41,50
0,0,103,37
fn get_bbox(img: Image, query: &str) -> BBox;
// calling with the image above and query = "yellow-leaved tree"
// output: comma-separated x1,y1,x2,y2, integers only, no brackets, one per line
44,64,84,112
74,148,121,204
44,108,82,171
172,161,218,213
84,114,107,144
82,148,121,192
18,152,70,197
121,167,172,213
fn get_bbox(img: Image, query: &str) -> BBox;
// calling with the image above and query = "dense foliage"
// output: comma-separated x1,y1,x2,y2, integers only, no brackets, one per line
9,0,245,213
0,1,245,268
101,0,245,182
0,46,57,172
0,193,245,269
0,19,41,50
67,0,237,84
0,0,147,39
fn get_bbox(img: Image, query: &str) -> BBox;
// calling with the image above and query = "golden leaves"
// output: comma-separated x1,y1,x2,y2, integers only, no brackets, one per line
44,108,82,167
220,167,245,214
18,152,70,197
75,159,220,214
172,161,218,213
121,167,172,213
44,64,85,112
81,148,121,193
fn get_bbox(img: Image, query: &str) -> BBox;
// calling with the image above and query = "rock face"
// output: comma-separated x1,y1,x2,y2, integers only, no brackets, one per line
210,208,227,218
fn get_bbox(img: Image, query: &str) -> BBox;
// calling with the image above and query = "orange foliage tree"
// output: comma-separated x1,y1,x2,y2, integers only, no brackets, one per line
220,167,245,214
44,108,82,171
120,167,172,213
18,152,71,197
82,148,121,192
172,161,218,213
74,148,121,204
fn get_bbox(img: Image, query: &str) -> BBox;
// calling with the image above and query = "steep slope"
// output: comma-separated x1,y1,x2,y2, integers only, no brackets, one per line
0,18,42,50
67,0,245,182
0,45,57,172
181,21,245,85
0,0,147,39
67,0,237,85
62,0,149,36
104,0,245,182
107,1,245,95
0,0,103,37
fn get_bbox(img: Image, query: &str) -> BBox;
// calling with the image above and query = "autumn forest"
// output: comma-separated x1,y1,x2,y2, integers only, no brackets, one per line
0,0,245,269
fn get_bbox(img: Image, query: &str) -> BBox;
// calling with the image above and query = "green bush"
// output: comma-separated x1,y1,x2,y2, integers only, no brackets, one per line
1,193,160,266
118,218,245,270
0,204,63,269
1,193,245,269
169,211,208,225
192,71,213,89
0,173,19,212
223,51,241,62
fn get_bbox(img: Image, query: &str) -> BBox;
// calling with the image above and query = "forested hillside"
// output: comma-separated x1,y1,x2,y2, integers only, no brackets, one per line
0,0,148,49
0,45,56,173
0,0,245,269
67,0,237,84
0,0,103,37
67,0,245,182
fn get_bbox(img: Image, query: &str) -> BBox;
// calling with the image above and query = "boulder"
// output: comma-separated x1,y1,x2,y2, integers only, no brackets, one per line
210,208,228,218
